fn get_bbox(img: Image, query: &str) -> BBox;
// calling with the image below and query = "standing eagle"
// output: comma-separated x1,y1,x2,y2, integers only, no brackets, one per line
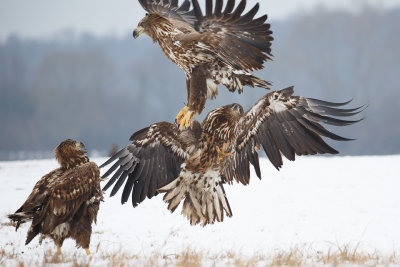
133,0,273,129
101,87,362,226
8,139,103,255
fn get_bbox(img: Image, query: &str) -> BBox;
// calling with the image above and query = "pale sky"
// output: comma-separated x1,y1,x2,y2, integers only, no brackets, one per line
0,0,398,42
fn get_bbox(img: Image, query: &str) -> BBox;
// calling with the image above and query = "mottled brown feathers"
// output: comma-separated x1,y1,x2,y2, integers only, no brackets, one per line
8,139,103,252
55,139,89,170
102,87,362,226
135,0,273,115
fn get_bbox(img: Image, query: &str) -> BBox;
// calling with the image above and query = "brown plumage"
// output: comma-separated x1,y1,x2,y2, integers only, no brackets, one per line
133,0,273,129
101,87,363,226
8,139,103,255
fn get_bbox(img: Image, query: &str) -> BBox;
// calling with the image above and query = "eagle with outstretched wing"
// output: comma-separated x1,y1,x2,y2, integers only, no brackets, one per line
101,87,363,226
133,0,273,129
8,139,103,255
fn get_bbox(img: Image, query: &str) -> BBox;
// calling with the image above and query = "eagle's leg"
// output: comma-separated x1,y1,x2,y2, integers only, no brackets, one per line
175,105,188,125
178,109,195,131
216,143,233,164
57,245,62,255
84,248,91,255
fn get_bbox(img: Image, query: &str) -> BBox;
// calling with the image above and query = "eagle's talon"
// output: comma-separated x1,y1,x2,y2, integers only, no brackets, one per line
216,143,233,164
179,110,195,131
176,105,188,125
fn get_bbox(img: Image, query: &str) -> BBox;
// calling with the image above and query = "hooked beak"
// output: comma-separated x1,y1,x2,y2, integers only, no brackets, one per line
133,26,144,39
76,142,87,153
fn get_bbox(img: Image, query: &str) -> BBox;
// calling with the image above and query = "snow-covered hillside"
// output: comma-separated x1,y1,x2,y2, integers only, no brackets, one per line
0,155,399,265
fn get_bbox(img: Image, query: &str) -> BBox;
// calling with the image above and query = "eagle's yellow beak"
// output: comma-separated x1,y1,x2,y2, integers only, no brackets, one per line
133,26,144,39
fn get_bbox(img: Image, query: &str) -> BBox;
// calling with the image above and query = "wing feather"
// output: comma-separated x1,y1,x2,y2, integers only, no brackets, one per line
120,162,139,204
34,162,100,234
194,0,273,70
224,0,235,14
101,121,199,207
214,0,223,15
223,86,362,184
140,0,196,25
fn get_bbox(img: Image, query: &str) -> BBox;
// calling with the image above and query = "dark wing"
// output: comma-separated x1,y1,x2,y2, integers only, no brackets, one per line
27,162,100,244
100,121,201,207
138,0,197,25
223,86,363,185
189,0,273,71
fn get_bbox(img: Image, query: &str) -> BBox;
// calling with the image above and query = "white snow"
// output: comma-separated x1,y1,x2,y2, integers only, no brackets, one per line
0,155,399,265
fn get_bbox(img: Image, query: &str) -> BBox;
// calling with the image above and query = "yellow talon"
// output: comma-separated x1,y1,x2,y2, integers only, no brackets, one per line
179,110,195,131
57,245,62,255
84,248,91,255
175,105,188,124
216,143,233,163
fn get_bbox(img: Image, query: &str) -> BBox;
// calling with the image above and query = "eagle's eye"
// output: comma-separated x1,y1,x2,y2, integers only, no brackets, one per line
145,13,149,16
232,104,240,112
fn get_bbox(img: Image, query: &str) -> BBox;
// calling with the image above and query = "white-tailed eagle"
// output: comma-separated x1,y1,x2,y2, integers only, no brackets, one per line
133,0,273,129
101,87,362,226
8,139,103,255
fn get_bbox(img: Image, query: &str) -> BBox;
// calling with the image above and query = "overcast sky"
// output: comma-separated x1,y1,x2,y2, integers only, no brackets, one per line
0,0,399,42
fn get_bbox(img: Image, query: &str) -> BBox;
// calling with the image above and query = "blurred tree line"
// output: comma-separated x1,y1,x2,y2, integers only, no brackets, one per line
0,6,399,159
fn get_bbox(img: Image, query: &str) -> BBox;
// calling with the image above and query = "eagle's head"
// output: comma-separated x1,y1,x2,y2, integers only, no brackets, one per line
55,139,88,169
133,13,169,42
203,103,244,140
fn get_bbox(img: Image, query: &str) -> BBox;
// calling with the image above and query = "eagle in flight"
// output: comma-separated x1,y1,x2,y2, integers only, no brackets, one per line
133,0,273,130
101,87,362,226
8,139,103,255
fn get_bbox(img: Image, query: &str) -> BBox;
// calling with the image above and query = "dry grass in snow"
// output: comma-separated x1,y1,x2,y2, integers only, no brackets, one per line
1,156,399,266
1,238,399,267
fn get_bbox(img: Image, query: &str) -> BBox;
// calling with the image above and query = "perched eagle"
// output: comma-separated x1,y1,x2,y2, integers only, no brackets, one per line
133,0,273,129
8,139,103,255
101,87,362,226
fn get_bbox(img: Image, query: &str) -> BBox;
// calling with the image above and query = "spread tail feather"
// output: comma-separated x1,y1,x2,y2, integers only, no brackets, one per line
158,169,232,226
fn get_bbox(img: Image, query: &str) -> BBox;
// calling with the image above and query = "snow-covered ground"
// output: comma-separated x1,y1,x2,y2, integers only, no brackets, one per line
0,155,399,265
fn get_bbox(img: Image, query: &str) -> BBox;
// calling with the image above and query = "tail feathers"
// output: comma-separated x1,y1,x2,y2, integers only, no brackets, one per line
159,170,232,226
8,211,34,231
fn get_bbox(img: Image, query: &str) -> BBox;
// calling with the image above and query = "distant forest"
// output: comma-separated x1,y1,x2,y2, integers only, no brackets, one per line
0,6,399,160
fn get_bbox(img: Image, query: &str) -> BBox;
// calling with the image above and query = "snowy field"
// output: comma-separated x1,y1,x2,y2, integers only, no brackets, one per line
0,155,399,266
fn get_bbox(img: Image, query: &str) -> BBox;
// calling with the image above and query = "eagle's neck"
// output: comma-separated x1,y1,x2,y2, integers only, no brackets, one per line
152,24,184,61
149,21,174,43
58,153,89,170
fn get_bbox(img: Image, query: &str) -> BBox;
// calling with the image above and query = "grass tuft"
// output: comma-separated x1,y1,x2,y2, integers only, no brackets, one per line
0,238,399,266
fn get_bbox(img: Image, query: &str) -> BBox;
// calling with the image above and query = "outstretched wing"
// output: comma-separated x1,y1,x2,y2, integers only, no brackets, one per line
138,0,197,25
189,0,273,71
224,86,363,185
101,121,201,207
143,0,273,71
